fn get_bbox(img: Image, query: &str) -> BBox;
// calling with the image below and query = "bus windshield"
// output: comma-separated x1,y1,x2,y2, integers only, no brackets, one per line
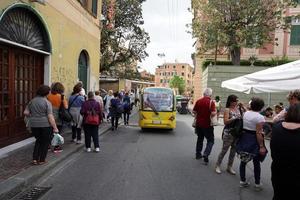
142,88,174,112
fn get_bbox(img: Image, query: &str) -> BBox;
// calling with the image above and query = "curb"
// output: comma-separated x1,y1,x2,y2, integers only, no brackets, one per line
0,125,112,200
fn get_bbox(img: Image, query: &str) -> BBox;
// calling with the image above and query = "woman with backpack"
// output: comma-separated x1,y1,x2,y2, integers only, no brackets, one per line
123,92,131,125
80,92,102,152
109,92,122,131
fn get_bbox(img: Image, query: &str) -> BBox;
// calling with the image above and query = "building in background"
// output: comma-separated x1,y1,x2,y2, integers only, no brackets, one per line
140,70,155,82
192,3,300,102
0,0,102,147
155,63,193,93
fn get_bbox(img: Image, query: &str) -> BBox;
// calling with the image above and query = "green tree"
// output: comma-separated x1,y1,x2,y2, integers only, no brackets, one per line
101,0,150,72
169,76,186,95
191,0,297,65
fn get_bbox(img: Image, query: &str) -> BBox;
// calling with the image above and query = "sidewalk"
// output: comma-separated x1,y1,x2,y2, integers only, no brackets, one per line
0,121,113,200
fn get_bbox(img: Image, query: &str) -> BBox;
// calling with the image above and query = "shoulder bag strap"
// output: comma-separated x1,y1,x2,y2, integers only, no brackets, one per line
68,95,80,110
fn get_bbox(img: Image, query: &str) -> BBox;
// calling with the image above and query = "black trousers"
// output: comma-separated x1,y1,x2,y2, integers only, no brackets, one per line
195,126,214,157
31,127,52,162
83,124,99,148
111,117,119,128
72,126,81,141
123,112,130,124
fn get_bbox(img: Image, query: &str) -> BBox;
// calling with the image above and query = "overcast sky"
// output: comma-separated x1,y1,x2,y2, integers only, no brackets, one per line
140,0,195,74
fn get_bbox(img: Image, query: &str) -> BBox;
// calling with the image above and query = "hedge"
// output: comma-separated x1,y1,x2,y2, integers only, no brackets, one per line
202,59,294,71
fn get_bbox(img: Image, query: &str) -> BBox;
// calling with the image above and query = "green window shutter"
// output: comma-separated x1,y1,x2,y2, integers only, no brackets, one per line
290,25,300,45
92,0,98,16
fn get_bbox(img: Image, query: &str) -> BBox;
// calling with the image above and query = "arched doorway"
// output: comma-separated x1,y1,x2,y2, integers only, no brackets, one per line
78,51,89,91
0,5,51,147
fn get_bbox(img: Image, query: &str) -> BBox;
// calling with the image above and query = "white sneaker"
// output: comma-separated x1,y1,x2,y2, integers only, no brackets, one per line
215,166,221,174
254,183,263,191
86,148,91,152
240,181,250,188
76,140,82,144
227,167,236,175
95,148,100,152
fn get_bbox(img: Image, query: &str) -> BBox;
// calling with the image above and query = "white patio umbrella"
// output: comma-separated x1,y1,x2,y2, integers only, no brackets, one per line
221,60,300,94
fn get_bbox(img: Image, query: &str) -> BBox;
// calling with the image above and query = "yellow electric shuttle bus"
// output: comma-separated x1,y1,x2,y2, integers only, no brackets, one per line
139,87,176,130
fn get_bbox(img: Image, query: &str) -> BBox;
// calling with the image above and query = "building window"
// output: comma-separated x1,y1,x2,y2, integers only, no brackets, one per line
160,79,163,83
92,0,98,16
290,25,300,45
182,72,184,76
173,65,176,69
182,65,185,69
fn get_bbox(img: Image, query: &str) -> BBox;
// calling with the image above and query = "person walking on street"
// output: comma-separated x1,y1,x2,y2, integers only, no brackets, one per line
215,95,244,175
69,84,85,143
129,90,135,109
214,96,222,122
24,85,59,165
94,90,104,108
271,103,300,199
47,82,68,153
193,88,217,165
236,97,267,190
123,92,131,125
103,90,113,121
110,92,122,131
81,92,102,152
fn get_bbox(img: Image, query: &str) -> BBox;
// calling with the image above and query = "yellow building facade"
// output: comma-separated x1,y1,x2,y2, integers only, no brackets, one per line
0,0,102,147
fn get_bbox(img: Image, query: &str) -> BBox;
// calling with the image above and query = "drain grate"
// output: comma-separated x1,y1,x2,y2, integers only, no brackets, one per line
17,186,51,200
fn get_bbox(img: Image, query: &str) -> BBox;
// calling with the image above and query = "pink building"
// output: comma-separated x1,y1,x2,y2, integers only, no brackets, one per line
155,63,194,93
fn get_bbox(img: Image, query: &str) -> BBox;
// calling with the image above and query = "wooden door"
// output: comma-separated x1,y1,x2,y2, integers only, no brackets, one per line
0,44,44,147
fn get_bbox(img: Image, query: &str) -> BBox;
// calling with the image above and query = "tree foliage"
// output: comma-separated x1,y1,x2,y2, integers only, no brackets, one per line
101,0,150,72
169,76,186,95
191,0,297,65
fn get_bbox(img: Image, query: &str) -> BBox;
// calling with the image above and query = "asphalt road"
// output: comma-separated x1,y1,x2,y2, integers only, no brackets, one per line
31,114,273,200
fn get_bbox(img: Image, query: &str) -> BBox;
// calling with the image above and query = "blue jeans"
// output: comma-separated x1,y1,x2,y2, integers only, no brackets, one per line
240,157,261,184
195,126,214,157
83,124,99,148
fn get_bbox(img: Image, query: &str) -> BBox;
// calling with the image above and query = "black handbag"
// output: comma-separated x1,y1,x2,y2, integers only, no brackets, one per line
59,95,72,122
228,107,244,138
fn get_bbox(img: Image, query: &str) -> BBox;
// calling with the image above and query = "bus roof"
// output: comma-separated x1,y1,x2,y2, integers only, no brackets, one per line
143,87,173,91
